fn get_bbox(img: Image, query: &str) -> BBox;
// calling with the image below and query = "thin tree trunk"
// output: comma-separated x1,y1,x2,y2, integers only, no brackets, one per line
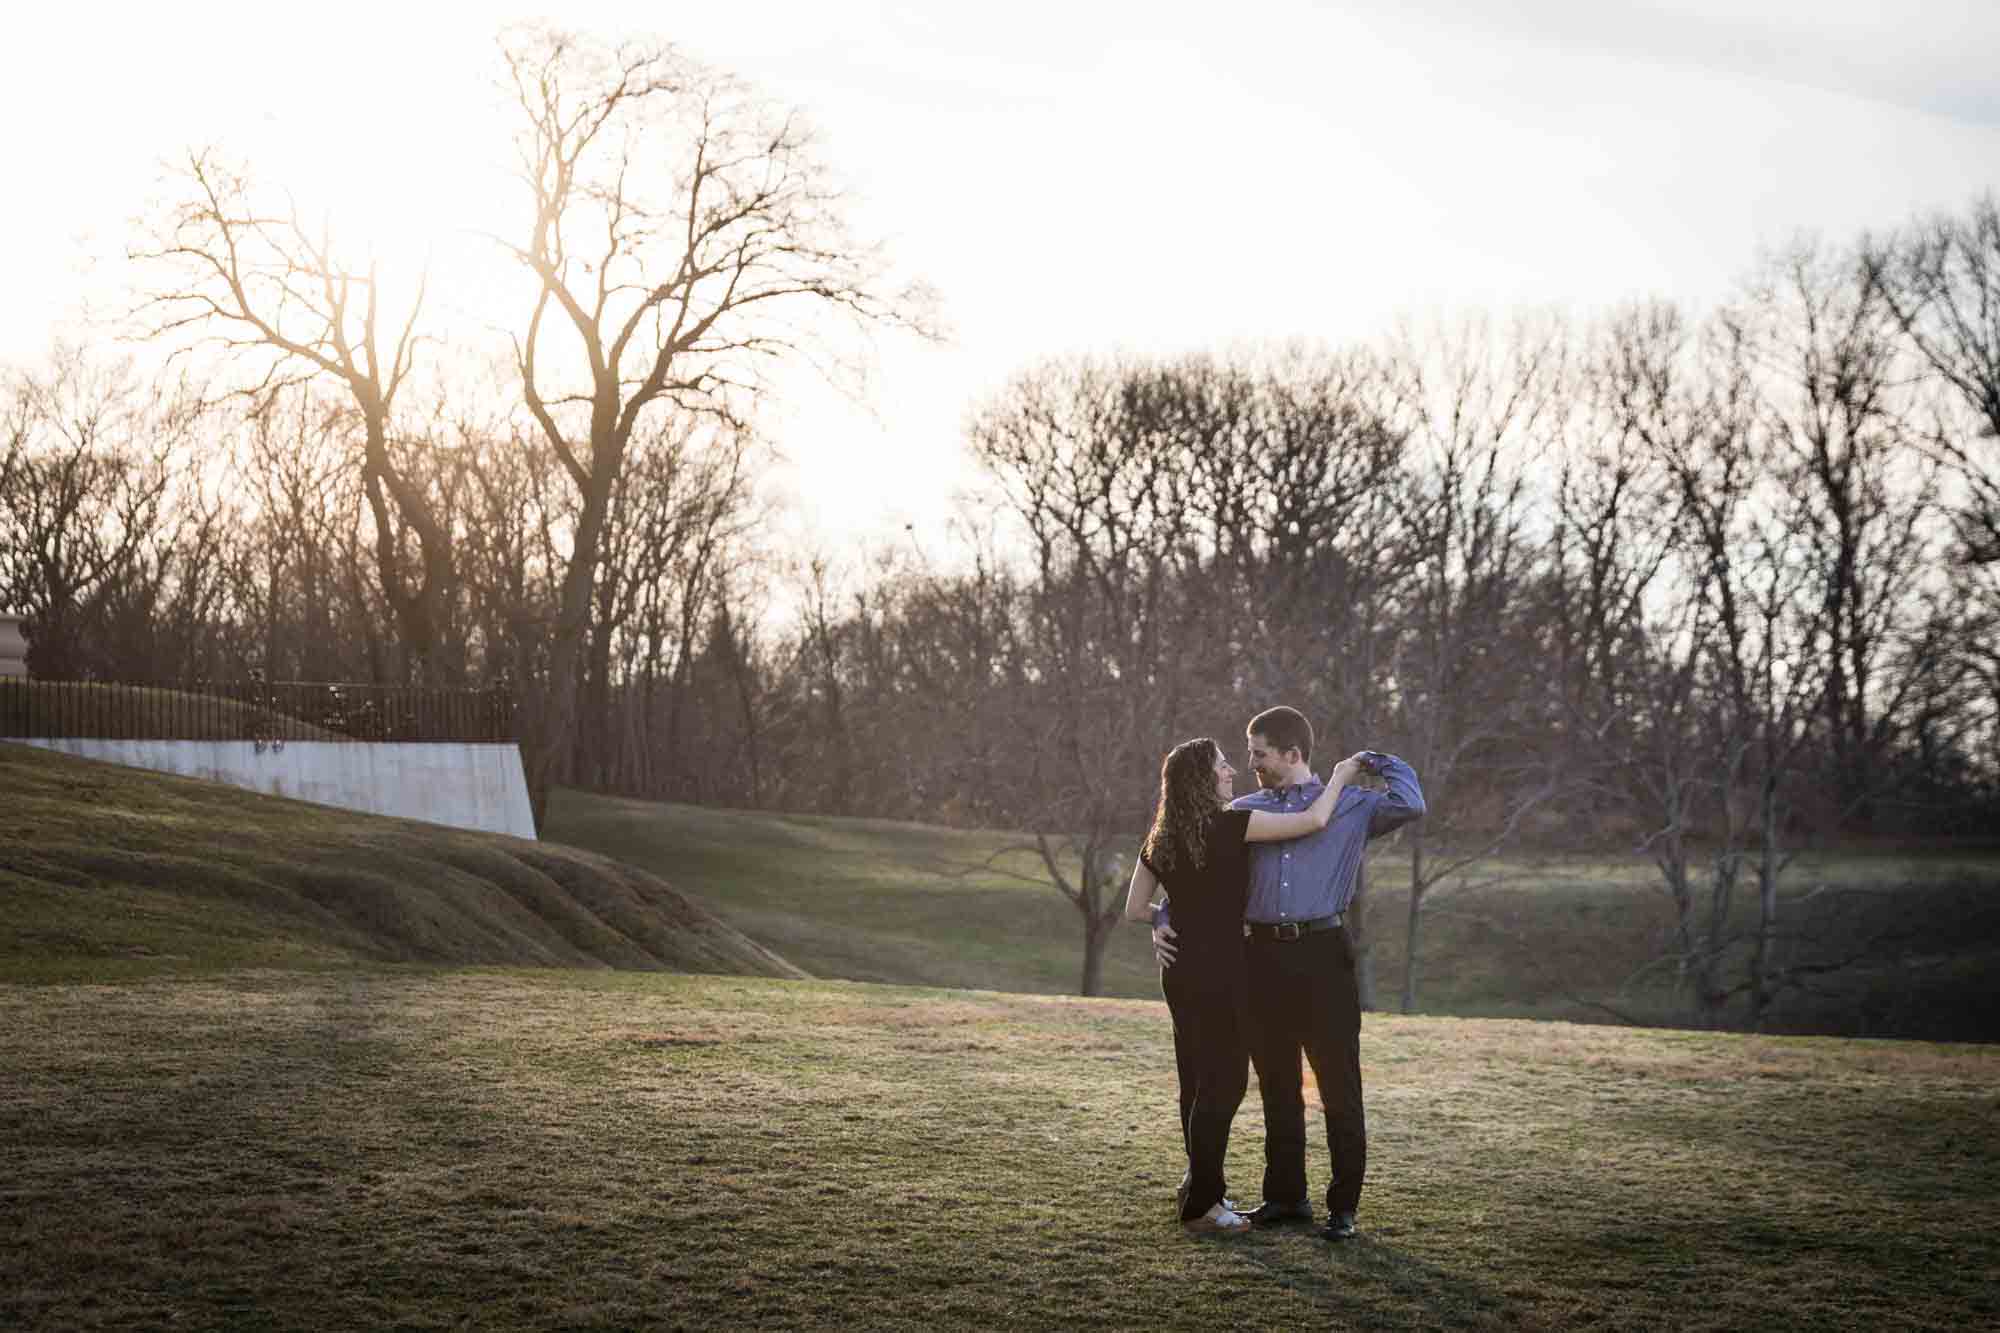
1080,909,1111,997
1750,774,1781,1030
734,650,763,809
1696,857,1736,1027
1401,837,1426,1014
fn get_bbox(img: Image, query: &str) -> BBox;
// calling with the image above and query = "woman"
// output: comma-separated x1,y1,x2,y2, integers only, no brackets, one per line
1121,738,1357,1234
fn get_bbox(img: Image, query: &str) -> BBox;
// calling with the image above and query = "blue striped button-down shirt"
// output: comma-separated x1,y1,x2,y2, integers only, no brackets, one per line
1230,753,1426,923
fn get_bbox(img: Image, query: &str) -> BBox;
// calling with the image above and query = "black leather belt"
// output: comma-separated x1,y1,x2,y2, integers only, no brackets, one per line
1245,914,1343,942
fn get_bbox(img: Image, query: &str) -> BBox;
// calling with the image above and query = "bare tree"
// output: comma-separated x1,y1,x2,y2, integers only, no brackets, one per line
788,552,861,814
0,374,26,503
1582,303,1746,1014
697,574,775,807
453,413,566,700
494,24,936,827
1866,192,2000,562
962,346,1410,995
1741,237,1943,830
228,389,371,680
1960,561,2000,782
1553,305,1687,756
964,353,1191,995
1181,346,1409,799
132,149,453,681
0,348,185,678
1655,318,1825,1025
94,454,242,682
594,423,762,798
1611,291,1902,1030
1379,316,1567,1013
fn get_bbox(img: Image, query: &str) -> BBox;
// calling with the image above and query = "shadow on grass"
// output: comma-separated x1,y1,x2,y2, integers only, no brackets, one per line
1226,1228,1524,1330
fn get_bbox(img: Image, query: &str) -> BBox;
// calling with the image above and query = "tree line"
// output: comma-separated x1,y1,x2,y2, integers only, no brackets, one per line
3,22,1996,1022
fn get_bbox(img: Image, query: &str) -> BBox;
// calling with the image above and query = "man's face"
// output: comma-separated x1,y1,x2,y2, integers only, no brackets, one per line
1246,732,1295,790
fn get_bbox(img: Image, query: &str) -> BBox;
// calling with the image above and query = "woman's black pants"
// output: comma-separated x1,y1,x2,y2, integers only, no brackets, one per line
1163,960,1250,1221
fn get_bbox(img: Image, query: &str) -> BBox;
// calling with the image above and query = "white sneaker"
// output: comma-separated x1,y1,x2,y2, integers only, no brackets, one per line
1177,1175,1237,1214
1183,1202,1252,1235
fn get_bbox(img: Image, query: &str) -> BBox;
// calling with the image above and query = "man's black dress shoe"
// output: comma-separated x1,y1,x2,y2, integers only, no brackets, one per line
1244,1200,1314,1226
1320,1211,1357,1241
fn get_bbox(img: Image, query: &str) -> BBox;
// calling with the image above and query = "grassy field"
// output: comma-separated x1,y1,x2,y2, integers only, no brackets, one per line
3,966,1996,1330
6,734,1992,1036
546,789,2000,1041
544,787,1158,998
0,743,801,983
7,732,1999,1325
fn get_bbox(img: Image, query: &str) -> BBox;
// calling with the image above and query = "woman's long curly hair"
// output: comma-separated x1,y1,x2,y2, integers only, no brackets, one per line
1140,737,1225,877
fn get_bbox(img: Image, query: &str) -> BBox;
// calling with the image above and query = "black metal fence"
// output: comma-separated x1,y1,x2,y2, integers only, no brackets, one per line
0,678,516,744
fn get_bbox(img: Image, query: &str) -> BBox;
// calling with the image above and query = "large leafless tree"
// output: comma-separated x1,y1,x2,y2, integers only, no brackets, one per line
494,24,936,826
132,150,455,682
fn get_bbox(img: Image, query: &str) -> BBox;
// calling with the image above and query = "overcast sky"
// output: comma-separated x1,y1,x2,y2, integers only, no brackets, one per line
5,1,1997,550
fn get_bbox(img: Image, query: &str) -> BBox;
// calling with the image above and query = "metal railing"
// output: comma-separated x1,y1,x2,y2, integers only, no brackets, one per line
0,678,516,744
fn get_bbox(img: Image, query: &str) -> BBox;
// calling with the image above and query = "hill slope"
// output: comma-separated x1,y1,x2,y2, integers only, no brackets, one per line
547,787,2000,1041
545,785,1163,997
0,741,805,982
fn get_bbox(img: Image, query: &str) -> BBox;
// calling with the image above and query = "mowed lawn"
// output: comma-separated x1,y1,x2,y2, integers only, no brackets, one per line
545,787,1166,999
5,967,1997,1330
546,789,2000,1039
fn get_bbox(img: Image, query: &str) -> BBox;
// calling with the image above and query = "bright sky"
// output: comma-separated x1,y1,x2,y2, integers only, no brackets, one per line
6,1,1998,555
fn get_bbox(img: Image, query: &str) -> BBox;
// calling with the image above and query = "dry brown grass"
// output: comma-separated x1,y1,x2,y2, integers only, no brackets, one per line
4,968,1995,1329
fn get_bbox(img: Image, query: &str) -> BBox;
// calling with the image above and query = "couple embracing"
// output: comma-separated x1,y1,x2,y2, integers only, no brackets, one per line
1121,706,1425,1240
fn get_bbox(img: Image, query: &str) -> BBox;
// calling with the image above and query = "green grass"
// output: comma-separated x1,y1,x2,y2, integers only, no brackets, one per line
547,790,2000,1041
7,728,1999,1326
1357,848,2000,1041
11,738,1993,1039
545,788,1152,998
3,966,1995,1330
0,742,801,983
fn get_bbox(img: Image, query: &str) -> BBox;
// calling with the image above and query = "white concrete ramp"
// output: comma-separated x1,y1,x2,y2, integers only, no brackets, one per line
11,738,537,839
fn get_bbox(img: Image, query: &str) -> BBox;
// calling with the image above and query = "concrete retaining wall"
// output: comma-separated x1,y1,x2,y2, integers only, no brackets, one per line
12,738,537,839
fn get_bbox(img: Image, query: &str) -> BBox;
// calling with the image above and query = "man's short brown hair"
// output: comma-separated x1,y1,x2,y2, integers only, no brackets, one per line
1247,705,1313,763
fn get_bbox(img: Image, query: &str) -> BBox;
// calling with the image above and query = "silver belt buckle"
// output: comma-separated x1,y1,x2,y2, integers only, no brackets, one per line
1275,921,1302,942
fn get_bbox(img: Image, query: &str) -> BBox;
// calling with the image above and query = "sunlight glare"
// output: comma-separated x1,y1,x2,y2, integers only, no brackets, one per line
219,27,522,349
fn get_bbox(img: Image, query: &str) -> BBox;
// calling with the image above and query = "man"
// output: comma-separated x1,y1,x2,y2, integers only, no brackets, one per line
1154,705,1425,1241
